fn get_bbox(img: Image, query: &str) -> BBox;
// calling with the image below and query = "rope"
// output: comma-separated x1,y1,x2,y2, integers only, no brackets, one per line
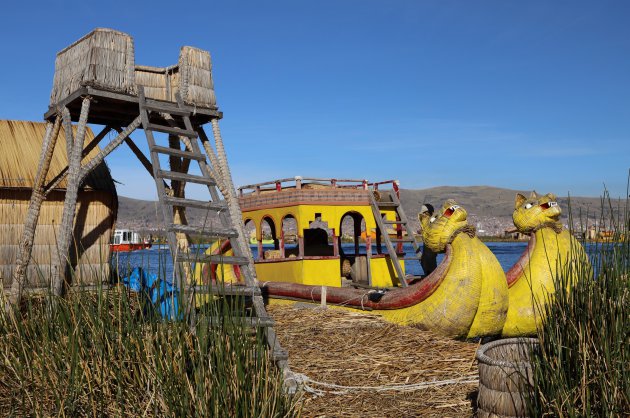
292,372,478,396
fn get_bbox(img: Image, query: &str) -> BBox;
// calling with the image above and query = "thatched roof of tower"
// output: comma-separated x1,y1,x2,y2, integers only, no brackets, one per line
0,120,116,192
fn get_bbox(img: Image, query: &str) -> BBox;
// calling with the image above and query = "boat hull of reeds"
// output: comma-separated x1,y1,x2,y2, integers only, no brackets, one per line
502,192,590,337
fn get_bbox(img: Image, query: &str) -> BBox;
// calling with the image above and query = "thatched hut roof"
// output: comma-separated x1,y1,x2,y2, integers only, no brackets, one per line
0,120,117,288
0,120,115,191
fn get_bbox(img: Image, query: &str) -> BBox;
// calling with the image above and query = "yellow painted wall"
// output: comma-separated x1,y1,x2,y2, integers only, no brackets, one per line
369,257,404,287
244,204,387,239
255,258,341,287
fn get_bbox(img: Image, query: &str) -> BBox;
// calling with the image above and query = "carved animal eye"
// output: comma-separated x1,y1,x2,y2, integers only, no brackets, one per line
525,203,533,209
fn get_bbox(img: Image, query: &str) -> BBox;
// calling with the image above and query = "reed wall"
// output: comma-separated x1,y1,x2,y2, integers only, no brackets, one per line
50,28,217,109
0,121,117,289
50,28,136,105
134,47,217,108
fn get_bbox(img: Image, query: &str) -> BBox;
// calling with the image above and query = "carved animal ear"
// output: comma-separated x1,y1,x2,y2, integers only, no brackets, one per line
443,199,457,209
515,193,527,209
545,192,557,201
529,191,538,200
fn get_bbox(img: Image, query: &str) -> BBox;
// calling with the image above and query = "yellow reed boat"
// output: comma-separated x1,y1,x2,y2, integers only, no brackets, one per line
196,177,509,339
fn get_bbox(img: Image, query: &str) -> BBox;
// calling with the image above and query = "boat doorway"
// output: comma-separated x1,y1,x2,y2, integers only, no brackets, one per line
340,212,369,285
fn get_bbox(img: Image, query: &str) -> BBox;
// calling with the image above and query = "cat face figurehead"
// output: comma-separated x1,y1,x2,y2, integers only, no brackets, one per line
513,191,562,233
419,199,472,252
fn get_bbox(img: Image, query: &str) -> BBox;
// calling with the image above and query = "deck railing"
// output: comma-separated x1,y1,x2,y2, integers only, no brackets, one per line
238,176,400,197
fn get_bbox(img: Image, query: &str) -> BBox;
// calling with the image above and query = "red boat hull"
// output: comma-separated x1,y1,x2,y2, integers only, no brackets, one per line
110,243,152,252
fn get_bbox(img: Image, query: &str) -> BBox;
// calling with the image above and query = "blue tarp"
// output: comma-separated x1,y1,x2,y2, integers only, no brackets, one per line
122,267,181,320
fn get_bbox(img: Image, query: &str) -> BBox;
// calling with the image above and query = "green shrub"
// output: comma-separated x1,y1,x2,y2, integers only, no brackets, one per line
0,282,298,417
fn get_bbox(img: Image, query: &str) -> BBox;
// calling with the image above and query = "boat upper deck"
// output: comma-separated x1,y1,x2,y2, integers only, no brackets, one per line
237,177,398,212
46,28,221,126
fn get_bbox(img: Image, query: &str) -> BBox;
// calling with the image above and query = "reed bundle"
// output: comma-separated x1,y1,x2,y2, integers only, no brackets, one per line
268,305,479,417
178,46,217,108
50,28,136,105
49,28,217,109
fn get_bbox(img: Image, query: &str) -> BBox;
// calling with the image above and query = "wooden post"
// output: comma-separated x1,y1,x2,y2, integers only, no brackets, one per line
52,98,91,296
332,231,339,257
258,239,264,259
298,236,304,258
366,235,372,286
10,116,62,302
353,215,361,256
393,180,403,253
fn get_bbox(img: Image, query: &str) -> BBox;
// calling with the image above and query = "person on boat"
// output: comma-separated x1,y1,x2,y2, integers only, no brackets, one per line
419,204,437,276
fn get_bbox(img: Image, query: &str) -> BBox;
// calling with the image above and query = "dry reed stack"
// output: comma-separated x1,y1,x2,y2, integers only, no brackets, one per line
0,120,116,289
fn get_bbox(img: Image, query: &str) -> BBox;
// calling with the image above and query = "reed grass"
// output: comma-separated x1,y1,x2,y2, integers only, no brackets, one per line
0,263,298,417
527,187,629,416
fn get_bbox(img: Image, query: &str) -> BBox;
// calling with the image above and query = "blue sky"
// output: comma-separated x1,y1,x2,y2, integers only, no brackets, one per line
1,1,628,199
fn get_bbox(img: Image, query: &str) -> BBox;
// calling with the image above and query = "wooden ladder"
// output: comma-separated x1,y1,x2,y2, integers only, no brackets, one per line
137,87,293,389
368,189,422,287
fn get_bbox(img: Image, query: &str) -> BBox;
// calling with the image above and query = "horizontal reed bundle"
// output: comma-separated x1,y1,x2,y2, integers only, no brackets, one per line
476,338,537,417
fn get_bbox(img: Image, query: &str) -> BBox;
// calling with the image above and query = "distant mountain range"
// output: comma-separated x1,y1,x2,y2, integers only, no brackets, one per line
117,186,611,236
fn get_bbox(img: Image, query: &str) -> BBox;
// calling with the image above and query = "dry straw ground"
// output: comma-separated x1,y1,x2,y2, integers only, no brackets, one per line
268,304,480,417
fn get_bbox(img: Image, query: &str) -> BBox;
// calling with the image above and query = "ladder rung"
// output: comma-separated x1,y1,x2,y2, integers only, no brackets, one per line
377,202,398,208
193,285,261,296
401,257,421,261
157,170,216,186
163,196,227,211
178,253,249,265
169,224,238,238
143,102,191,116
151,145,205,161
147,123,198,138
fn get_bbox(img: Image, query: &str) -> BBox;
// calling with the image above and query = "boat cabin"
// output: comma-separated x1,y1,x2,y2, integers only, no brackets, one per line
110,229,151,252
238,177,409,288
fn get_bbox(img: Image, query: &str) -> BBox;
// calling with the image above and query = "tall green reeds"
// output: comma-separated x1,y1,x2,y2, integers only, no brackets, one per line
0,264,298,417
527,188,629,416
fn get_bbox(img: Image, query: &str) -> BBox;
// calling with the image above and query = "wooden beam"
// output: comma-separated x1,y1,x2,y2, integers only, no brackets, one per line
43,125,113,194
77,116,142,184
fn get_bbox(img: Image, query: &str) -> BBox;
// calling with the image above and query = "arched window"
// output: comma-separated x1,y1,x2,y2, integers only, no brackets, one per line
260,216,279,259
282,215,299,258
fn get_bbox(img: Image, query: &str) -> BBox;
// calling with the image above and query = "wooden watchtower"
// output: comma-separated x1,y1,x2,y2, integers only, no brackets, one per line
11,28,292,386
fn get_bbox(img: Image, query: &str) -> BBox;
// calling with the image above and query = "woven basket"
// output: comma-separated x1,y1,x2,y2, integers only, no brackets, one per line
476,338,538,418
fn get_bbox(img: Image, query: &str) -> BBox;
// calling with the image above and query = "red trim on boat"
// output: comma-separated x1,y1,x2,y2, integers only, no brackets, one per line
262,245,453,310
505,233,535,288
110,243,152,252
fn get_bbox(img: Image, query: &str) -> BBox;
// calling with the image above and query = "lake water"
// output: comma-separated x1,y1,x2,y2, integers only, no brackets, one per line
111,241,529,279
